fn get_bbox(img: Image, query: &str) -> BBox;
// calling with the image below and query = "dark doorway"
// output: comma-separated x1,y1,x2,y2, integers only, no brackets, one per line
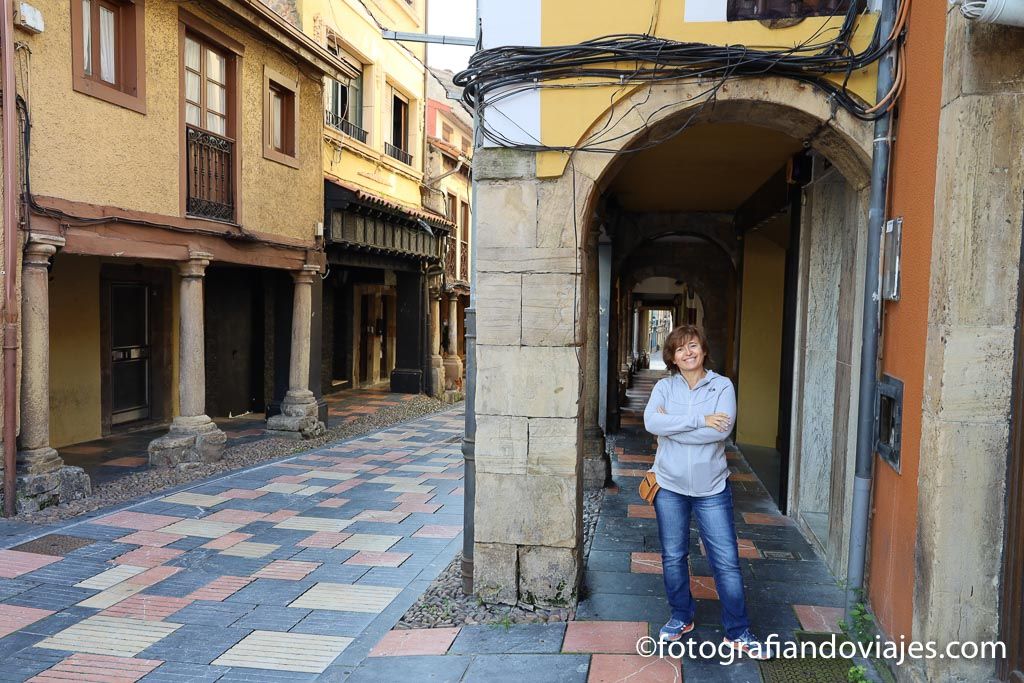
359,293,372,384
204,267,265,417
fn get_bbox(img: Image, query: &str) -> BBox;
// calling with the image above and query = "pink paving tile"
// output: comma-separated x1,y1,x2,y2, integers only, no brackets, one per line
627,505,656,519
698,538,762,559
412,525,461,539
92,511,182,532
730,472,758,482
251,560,321,580
618,453,655,464
187,575,253,601
369,467,391,474
353,510,409,524
115,531,186,548
29,654,163,683
0,549,60,578
201,532,252,550
563,621,649,654
126,566,182,587
394,493,435,504
0,604,54,638
368,627,460,656
691,575,719,600
220,488,267,499
203,509,267,524
100,456,149,468
324,480,364,494
100,594,193,621
317,497,351,508
630,552,662,574
113,546,184,568
262,509,299,523
612,467,650,478
742,512,793,526
392,502,441,514
297,531,352,548
794,604,845,633
418,472,462,480
586,654,681,682
344,551,411,568
270,475,307,484
451,487,464,495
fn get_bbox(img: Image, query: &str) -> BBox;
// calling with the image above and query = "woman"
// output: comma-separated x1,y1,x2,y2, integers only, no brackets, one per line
643,324,769,660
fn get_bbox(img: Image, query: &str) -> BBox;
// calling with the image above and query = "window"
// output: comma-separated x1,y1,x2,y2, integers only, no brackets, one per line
441,122,453,143
726,0,862,21
326,72,366,142
71,0,145,112
263,66,299,167
184,34,228,136
386,89,412,165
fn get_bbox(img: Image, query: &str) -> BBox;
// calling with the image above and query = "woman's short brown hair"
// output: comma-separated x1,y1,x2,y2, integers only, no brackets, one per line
662,324,710,374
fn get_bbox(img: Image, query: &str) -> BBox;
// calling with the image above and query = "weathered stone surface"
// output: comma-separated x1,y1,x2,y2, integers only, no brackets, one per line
475,346,580,419
518,546,580,607
476,247,579,275
476,273,522,346
6,465,91,513
475,472,578,548
527,418,578,477
474,542,518,605
921,325,1014,423
521,273,578,347
149,417,226,467
476,181,538,251
476,415,529,475
536,173,593,250
474,148,536,181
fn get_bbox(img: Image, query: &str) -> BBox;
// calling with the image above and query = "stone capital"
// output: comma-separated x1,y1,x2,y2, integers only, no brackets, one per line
292,265,319,285
179,251,213,278
23,234,65,267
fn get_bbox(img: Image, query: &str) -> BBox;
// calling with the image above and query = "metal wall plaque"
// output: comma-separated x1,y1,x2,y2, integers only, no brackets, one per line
882,217,903,302
876,374,904,472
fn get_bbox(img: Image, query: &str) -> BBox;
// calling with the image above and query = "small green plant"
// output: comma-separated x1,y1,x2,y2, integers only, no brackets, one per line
847,664,869,682
489,612,514,632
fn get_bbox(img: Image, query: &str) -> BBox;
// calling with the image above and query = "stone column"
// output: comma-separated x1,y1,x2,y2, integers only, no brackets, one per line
583,241,607,489
149,251,227,466
631,305,640,361
428,288,445,397
268,265,326,438
15,235,90,510
443,293,463,390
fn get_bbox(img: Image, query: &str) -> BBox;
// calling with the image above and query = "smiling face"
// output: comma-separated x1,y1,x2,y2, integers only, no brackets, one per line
673,336,706,373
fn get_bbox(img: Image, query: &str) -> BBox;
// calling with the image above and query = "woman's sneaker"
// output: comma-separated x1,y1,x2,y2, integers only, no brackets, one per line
658,618,695,641
724,629,772,660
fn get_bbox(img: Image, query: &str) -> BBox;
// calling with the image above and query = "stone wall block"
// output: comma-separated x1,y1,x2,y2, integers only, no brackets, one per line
521,273,578,346
518,545,580,607
476,180,538,251
475,346,580,418
536,173,593,250
476,272,522,346
476,248,579,275
474,147,537,181
473,542,518,605
922,325,1014,423
527,417,578,477
475,472,579,548
476,414,529,475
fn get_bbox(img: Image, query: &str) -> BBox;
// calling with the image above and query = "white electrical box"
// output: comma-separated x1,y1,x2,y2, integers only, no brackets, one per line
16,2,44,34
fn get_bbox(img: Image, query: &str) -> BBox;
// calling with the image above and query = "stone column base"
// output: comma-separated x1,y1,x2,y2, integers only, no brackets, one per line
583,428,609,489
17,446,65,475
2,465,92,514
266,390,326,440
443,355,464,390
429,355,445,398
149,415,227,467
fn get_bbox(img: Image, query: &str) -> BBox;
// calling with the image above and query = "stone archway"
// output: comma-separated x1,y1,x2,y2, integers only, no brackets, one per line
471,76,872,606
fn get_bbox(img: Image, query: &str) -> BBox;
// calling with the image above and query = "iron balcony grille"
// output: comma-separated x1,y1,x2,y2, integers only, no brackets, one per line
186,126,234,222
460,240,469,281
324,110,369,144
445,236,458,281
385,141,413,166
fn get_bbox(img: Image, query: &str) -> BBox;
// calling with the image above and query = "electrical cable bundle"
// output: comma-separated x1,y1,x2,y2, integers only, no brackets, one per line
454,0,908,152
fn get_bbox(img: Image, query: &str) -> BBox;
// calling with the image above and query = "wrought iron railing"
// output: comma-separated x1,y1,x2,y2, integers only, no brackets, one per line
385,141,413,166
445,236,458,281
459,240,469,281
186,126,234,222
324,110,369,144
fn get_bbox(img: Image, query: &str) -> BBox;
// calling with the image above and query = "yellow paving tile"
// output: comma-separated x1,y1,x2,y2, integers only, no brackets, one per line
335,534,401,552
37,615,182,657
396,465,447,473
298,471,358,481
212,630,353,673
386,483,435,494
369,476,420,485
160,492,229,507
259,483,307,494
220,542,280,558
274,517,352,533
289,583,401,613
77,582,148,609
157,519,245,538
294,485,328,497
75,565,147,590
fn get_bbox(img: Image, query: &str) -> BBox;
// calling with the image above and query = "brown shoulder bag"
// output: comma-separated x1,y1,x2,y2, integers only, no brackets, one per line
638,470,660,505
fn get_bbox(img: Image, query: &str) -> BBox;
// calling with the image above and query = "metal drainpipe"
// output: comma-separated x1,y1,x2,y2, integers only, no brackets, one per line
845,0,899,618
1,0,20,517
460,14,481,596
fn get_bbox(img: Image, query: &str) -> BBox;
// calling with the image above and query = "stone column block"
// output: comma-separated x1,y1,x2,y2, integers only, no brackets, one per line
475,415,528,475
473,542,518,605
475,346,580,419
475,472,578,548
476,273,522,346
527,418,578,477
518,545,580,607
521,273,578,347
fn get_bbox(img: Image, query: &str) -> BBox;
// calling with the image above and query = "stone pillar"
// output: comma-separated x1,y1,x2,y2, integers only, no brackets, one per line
428,288,445,397
631,305,640,361
149,252,227,466
443,293,463,390
267,266,326,438
582,239,607,489
13,235,90,511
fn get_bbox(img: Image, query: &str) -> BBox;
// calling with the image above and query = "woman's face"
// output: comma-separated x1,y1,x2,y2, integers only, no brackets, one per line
673,336,705,373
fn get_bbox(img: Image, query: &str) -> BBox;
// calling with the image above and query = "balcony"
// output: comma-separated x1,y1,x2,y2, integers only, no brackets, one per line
186,126,234,222
385,141,413,166
324,110,369,144
460,240,469,281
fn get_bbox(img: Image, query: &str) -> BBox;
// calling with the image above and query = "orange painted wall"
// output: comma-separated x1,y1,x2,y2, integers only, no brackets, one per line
867,2,946,640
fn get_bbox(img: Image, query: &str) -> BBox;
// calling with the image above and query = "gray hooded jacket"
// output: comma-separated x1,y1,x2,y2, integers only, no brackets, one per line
643,370,736,497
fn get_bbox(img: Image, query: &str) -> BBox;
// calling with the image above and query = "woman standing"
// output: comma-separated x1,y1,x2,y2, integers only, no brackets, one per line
643,324,769,659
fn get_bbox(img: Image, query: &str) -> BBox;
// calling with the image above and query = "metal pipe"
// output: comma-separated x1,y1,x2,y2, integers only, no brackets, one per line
382,30,475,47
2,0,20,517
845,0,899,617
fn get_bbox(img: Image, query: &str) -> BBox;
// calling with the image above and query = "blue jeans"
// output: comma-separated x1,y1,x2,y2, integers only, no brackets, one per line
654,483,751,639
